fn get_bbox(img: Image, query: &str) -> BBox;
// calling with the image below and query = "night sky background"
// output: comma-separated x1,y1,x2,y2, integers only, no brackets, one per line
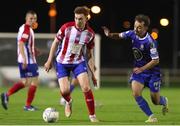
0,0,179,68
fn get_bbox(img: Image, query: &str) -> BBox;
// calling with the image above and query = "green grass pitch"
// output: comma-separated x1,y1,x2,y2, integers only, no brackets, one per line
0,87,180,125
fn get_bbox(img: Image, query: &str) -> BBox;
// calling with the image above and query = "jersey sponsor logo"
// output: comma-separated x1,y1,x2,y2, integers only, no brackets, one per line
22,33,29,39
132,47,143,61
70,43,83,55
150,48,157,54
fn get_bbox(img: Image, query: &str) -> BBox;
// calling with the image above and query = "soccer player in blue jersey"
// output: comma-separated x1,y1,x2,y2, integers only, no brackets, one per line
102,14,168,123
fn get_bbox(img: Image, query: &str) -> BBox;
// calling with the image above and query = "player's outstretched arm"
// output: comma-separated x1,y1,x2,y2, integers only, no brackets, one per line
102,26,122,39
133,59,159,74
44,38,59,72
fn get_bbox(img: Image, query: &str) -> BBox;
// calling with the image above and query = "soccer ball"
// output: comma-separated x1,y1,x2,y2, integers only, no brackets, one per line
43,107,59,123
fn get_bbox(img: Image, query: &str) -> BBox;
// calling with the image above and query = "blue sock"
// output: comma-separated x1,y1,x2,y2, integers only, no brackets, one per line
135,96,153,116
159,96,166,106
70,84,75,93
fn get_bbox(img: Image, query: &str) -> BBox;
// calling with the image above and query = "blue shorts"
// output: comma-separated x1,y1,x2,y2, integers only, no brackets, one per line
130,73,161,92
18,63,39,78
56,61,87,79
54,61,77,79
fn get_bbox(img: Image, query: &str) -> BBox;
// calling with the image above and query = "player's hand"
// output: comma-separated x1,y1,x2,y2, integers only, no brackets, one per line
92,75,97,87
133,67,144,74
44,61,52,72
22,60,27,69
102,26,110,37
22,63,27,69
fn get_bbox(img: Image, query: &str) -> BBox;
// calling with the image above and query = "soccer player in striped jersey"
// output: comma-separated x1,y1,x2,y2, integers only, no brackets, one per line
55,43,97,106
56,45,97,106
1,10,39,111
102,14,168,123
44,6,98,122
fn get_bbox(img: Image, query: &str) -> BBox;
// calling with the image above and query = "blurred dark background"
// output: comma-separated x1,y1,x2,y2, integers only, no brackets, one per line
0,0,179,69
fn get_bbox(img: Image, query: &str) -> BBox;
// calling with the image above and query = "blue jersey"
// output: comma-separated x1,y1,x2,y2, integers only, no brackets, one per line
121,30,160,74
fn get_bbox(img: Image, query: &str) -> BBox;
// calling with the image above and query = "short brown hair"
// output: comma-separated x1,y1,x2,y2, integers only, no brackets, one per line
26,10,37,16
135,14,150,27
74,6,90,17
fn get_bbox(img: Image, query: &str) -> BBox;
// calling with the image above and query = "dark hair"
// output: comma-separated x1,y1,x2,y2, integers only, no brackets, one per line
135,14,150,27
74,6,90,17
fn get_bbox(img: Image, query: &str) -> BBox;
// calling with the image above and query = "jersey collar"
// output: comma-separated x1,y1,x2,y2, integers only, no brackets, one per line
138,33,148,40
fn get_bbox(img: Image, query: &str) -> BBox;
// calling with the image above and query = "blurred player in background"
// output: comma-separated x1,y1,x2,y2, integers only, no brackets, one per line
102,14,168,123
1,10,40,111
44,6,99,122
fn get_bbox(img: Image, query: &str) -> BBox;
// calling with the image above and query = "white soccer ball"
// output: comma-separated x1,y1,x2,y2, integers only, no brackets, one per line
43,107,59,123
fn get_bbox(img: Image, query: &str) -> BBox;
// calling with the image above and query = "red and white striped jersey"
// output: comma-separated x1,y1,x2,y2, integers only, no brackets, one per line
56,22,95,64
17,24,36,64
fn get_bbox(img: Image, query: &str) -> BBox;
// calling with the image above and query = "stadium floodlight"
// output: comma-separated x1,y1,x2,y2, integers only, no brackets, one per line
160,18,169,26
48,3,57,17
49,8,57,17
91,6,101,14
46,0,55,4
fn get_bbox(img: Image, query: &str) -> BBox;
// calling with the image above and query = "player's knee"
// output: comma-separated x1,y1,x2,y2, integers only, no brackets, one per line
81,86,90,92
